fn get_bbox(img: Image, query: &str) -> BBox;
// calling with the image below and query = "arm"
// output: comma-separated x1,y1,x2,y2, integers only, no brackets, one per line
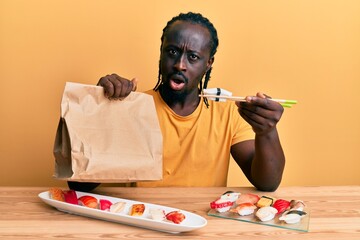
231,93,285,192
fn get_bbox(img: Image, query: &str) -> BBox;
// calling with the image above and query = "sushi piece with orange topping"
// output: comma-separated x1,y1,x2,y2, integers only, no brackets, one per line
130,204,145,216
78,195,98,209
230,202,257,216
49,188,65,202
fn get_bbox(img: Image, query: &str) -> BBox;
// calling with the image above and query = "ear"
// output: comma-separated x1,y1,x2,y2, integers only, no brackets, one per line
206,56,214,72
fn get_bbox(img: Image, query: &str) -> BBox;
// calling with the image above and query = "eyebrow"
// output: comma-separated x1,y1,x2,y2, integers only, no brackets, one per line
164,44,201,55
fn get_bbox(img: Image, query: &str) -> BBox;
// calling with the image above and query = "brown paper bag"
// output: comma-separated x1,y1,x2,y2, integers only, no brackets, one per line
53,82,163,182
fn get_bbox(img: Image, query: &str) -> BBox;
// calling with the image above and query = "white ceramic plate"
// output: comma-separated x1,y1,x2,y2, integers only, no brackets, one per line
38,191,207,233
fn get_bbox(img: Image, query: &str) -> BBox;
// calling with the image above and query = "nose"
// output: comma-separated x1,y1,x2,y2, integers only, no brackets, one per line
174,54,187,71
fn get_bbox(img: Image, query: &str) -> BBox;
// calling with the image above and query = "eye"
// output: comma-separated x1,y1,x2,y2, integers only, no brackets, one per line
189,54,199,61
168,49,178,56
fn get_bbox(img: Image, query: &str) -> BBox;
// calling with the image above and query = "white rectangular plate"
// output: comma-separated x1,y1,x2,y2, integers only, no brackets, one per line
39,191,207,233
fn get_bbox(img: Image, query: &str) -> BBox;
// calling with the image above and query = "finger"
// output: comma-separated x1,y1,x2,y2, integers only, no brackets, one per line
256,92,266,99
121,77,139,98
239,106,271,125
239,107,278,134
131,78,138,91
238,108,263,131
98,76,115,98
113,74,128,98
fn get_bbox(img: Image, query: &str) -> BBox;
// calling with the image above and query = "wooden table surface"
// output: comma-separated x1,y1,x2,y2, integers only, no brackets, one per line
0,186,359,239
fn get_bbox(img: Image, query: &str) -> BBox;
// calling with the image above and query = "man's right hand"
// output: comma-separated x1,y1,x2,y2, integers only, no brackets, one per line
97,73,138,100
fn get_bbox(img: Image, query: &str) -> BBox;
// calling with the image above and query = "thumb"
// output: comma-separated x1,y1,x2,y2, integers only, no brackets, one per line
131,78,138,91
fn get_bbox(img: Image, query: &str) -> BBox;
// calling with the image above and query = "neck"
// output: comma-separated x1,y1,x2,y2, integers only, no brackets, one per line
159,85,200,116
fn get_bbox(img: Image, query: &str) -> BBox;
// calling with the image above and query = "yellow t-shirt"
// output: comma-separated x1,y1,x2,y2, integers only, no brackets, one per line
136,90,255,187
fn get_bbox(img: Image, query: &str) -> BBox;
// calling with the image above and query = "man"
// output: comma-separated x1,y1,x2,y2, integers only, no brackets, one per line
69,12,285,192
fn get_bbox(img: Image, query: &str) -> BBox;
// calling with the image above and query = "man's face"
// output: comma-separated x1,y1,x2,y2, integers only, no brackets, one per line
160,21,214,95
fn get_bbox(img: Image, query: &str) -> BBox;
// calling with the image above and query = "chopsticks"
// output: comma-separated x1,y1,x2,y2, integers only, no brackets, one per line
199,94,297,108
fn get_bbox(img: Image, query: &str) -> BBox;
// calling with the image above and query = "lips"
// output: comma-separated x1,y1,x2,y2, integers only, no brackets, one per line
168,73,187,91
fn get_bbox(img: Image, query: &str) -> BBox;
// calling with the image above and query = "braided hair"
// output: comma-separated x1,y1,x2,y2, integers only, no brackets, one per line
153,12,219,107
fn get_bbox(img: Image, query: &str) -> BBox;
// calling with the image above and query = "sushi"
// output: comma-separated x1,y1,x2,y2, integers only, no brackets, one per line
78,195,98,209
110,202,126,213
210,198,234,212
236,193,260,205
272,199,290,214
256,196,275,208
230,202,257,216
130,204,145,216
290,200,306,211
279,210,307,224
149,208,166,221
99,199,112,211
255,206,278,222
221,191,240,203
62,190,78,205
166,211,186,224
49,188,65,202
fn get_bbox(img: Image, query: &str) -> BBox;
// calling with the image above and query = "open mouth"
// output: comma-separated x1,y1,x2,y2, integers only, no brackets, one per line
168,74,187,91
169,78,185,90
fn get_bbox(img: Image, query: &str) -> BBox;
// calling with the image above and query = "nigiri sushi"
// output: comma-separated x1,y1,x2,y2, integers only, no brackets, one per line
221,191,240,203
236,193,260,205
78,195,98,209
255,206,278,222
49,188,64,202
110,202,126,213
210,198,234,212
272,199,290,214
230,202,257,216
279,210,307,224
63,190,78,205
289,200,306,211
130,204,145,216
99,199,112,211
256,196,276,208
166,211,186,224
149,208,166,221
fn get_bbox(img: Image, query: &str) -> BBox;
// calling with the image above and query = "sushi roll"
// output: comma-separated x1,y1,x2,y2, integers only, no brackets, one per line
210,198,234,213
230,202,257,216
255,206,278,222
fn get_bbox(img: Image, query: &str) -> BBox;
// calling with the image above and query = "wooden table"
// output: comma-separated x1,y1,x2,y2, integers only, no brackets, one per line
0,186,359,239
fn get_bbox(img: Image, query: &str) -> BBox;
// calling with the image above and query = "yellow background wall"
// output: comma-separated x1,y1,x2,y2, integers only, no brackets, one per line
1,0,359,187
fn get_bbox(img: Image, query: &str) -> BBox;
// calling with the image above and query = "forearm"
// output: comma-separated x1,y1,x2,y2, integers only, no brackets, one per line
251,128,285,191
